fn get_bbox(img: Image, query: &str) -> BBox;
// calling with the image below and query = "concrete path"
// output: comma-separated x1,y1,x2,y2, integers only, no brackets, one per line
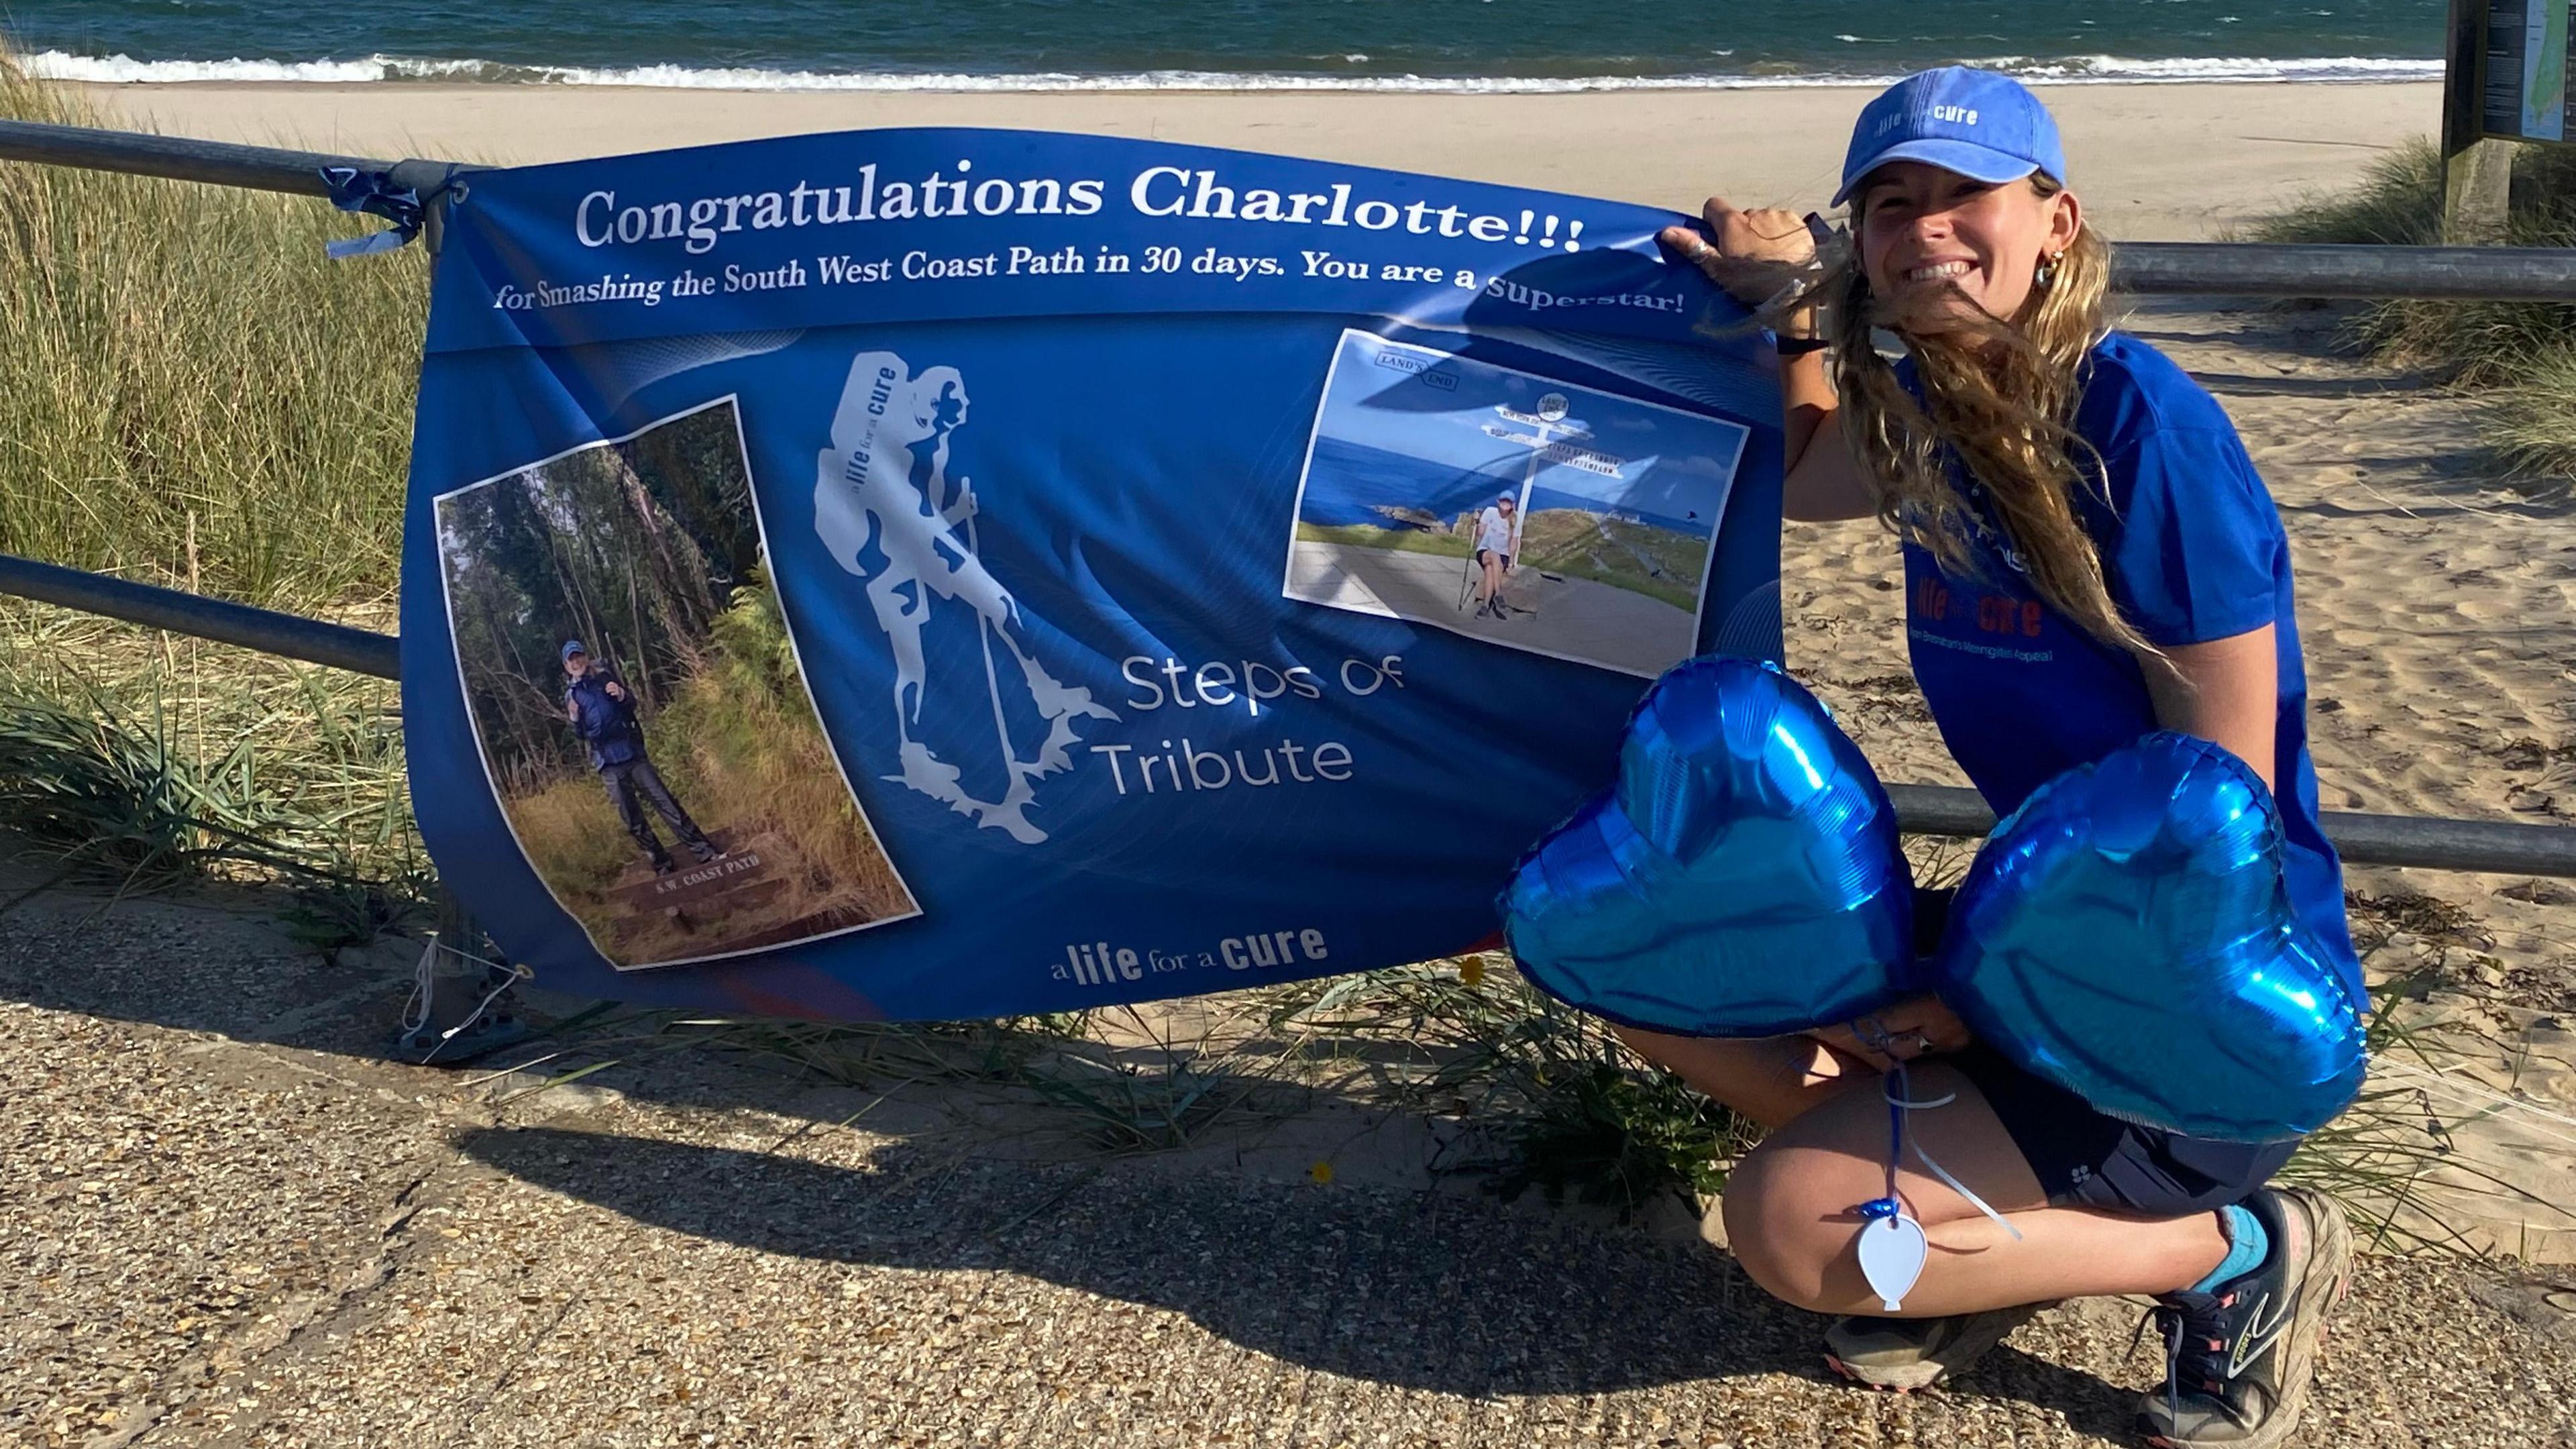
7,873,2574,1449
1286,541,1695,679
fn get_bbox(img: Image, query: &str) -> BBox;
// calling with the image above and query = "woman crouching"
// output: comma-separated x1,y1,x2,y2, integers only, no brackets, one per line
1634,66,2358,1449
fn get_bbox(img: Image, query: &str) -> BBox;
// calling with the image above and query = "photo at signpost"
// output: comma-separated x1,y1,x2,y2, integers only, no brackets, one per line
1283,331,1750,678
431,399,920,969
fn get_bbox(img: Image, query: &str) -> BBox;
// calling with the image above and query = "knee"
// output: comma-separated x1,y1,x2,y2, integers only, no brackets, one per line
1720,1146,1854,1313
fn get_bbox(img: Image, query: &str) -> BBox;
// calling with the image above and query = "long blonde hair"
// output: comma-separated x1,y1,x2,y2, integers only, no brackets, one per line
1780,179,2137,653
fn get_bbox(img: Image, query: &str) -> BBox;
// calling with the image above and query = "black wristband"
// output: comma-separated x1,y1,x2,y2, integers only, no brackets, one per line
1776,335,1829,357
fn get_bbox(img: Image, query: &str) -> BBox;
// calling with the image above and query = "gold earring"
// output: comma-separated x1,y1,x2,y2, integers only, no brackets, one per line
2035,251,2064,288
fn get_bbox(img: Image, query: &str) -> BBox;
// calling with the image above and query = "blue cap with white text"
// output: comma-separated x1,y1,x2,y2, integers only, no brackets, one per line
1832,67,2066,207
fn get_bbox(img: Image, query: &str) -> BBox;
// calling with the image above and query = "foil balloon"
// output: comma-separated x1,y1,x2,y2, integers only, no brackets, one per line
1934,732,2367,1142
1503,657,1915,1036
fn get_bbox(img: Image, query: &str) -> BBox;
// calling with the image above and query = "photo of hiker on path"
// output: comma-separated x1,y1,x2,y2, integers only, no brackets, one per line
1283,331,1752,678
433,398,920,969
558,638,719,877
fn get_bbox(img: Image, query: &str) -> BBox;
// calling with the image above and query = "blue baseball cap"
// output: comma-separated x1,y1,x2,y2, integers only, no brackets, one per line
1832,67,2066,208
561,639,588,662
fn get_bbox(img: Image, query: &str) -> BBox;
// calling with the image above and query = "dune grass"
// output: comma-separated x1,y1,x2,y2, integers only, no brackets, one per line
2248,136,2576,478
0,59,424,613
0,54,427,928
0,604,423,941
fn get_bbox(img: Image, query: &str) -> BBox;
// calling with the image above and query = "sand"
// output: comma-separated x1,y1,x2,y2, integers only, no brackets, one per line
82,78,2443,241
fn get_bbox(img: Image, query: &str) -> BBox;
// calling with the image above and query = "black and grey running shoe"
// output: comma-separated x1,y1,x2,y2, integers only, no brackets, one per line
1823,1302,2049,1391
2137,1186,2353,1448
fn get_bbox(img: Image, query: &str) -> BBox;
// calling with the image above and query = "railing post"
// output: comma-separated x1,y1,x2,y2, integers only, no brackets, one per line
2444,0,2516,244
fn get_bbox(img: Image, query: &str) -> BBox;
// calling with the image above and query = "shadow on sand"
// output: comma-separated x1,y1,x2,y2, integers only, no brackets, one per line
445,1121,2139,1432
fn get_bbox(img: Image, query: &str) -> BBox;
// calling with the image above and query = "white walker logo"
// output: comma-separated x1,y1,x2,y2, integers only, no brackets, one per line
814,352,1116,844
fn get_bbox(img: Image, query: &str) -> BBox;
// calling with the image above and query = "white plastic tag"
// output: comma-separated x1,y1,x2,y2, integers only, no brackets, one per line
1856,1212,1929,1313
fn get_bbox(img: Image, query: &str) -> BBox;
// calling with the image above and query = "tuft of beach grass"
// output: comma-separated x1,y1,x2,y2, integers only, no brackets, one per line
0,51,428,908
0,56,424,614
2248,135,2576,478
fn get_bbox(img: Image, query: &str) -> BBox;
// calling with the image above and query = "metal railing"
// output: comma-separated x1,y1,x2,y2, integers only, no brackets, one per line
7,117,2576,876
0,118,459,199
15,117,2576,302
0,553,400,680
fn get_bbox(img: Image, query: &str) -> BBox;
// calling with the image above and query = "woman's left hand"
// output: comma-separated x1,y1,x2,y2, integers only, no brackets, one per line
1806,994,1974,1069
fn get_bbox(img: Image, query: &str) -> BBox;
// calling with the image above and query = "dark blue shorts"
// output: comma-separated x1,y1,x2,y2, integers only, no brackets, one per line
1916,890,2296,1218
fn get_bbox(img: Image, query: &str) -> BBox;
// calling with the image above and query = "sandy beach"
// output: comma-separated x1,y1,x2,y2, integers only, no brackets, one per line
84,79,2443,241
11,74,2576,1446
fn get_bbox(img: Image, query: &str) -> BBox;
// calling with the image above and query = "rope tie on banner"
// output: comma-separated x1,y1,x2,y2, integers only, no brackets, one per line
319,164,464,259
398,932,531,1064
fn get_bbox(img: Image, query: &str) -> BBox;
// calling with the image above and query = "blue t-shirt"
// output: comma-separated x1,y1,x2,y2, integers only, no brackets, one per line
1898,332,2357,999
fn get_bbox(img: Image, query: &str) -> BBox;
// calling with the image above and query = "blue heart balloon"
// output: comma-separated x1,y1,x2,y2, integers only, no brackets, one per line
1503,657,1916,1036
1935,732,2367,1142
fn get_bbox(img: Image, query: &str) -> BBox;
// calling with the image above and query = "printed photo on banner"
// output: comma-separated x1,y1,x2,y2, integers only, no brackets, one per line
1281,331,1749,678
431,398,921,970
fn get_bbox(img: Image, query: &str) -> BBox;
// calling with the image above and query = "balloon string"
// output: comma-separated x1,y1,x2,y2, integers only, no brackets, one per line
1880,1057,2026,1243
1882,1060,1904,1205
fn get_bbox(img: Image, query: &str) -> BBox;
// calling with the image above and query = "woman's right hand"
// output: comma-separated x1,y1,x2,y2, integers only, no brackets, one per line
1658,198,1819,307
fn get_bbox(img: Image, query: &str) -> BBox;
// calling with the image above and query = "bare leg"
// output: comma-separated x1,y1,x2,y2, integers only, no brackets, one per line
1614,1024,1877,1130
1721,1059,2229,1318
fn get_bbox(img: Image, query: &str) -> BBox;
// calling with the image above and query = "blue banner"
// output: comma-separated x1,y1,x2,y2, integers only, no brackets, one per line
400,127,1783,1020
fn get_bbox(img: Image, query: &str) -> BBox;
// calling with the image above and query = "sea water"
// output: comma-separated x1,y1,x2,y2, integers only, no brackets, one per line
8,0,2447,92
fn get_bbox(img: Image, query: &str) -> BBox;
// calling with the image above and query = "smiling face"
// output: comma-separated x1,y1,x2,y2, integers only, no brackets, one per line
1852,162,2082,334
564,650,590,679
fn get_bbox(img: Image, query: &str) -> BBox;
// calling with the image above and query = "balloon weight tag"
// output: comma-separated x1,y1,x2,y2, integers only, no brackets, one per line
1856,1211,1929,1312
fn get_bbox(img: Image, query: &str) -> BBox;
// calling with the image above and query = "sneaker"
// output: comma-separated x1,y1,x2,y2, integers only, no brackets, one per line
690,840,722,863
1823,1302,2049,1391
652,857,678,877
2135,1186,2353,1449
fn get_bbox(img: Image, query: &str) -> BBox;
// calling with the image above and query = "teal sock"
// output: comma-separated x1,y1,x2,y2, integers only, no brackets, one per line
2188,1203,2269,1293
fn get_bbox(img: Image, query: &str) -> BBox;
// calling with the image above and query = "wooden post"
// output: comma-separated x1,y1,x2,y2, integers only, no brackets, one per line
2445,0,2516,244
